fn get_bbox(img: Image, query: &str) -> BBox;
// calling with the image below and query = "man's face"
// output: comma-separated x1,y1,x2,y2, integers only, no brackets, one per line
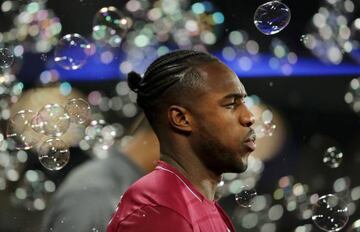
188,61,256,175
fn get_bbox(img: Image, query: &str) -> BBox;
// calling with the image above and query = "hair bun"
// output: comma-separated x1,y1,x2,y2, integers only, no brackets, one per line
127,71,142,92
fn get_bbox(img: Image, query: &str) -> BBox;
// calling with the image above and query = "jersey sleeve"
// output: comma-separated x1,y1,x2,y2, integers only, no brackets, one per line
107,205,193,232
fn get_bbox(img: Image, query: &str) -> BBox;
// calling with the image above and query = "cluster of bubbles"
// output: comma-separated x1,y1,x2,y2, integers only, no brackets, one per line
344,77,360,114
48,1,226,72
244,95,277,138
0,72,24,120
230,170,360,232
276,176,316,221
79,119,122,159
79,80,138,159
269,38,298,76
0,0,61,53
10,169,56,211
0,150,28,190
6,98,91,170
220,33,297,76
220,29,261,72
215,155,264,205
232,192,283,231
254,1,291,35
1,0,295,74
301,0,360,64
0,145,56,211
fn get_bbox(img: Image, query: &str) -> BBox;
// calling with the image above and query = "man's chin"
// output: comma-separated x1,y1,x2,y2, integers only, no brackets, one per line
227,160,247,173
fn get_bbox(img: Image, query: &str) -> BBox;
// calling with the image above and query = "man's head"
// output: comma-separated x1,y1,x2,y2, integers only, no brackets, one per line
128,50,255,175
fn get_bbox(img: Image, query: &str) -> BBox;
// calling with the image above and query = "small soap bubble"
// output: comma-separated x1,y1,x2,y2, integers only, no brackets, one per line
300,34,310,45
7,110,35,134
6,110,37,150
323,146,343,168
254,1,291,35
38,138,70,171
235,186,257,207
40,54,47,62
0,48,14,68
312,194,349,232
92,6,132,47
65,98,91,124
54,34,91,70
37,104,70,137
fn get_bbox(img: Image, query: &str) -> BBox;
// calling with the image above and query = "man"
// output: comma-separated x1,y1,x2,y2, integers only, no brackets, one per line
41,115,159,232
107,50,256,231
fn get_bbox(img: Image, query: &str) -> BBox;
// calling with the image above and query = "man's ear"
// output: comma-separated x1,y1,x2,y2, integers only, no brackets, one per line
167,105,192,133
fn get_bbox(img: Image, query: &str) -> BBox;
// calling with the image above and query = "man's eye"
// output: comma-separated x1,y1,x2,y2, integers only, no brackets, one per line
225,104,235,109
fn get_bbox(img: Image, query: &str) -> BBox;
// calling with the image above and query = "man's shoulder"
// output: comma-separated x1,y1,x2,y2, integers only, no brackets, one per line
117,169,192,221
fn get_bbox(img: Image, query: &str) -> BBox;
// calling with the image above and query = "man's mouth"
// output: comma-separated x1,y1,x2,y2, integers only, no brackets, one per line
243,131,256,151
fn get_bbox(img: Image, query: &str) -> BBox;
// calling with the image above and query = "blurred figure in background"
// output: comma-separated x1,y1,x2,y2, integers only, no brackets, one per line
41,113,159,232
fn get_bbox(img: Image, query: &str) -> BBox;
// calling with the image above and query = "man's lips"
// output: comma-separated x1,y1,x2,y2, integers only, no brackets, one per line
244,140,256,151
244,131,256,151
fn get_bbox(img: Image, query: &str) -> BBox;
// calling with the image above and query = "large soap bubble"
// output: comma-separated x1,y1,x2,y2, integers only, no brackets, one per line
254,1,291,35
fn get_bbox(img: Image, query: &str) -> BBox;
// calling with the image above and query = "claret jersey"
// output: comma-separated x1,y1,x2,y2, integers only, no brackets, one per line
107,161,235,232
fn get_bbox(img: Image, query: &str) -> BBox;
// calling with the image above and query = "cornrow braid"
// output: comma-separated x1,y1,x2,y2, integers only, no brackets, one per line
127,49,218,124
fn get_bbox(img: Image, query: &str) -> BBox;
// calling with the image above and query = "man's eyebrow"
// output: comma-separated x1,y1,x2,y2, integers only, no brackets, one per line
222,92,247,100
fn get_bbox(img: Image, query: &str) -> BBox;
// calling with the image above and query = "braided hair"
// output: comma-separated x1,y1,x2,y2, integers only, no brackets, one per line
127,50,218,127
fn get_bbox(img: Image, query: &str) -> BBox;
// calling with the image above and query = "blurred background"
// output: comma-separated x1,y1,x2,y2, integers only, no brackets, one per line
0,0,360,231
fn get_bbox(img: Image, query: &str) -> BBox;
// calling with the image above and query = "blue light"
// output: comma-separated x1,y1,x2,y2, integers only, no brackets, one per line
59,82,72,96
48,51,360,82
192,3,205,14
213,12,225,24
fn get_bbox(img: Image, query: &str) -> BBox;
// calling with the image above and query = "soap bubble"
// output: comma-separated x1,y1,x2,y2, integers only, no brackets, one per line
323,146,343,168
7,110,34,134
36,104,70,137
92,6,132,47
254,1,291,35
0,48,14,68
54,34,91,70
83,120,117,152
38,138,70,171
65,98,91,124
6,110,37,150
40,54,47,62
312,194,349,232
235,185,257,207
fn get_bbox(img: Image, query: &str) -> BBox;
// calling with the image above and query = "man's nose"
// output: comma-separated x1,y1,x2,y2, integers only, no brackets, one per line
239,108,255,127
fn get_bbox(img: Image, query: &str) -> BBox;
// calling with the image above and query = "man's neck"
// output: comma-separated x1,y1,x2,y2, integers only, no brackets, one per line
161,150,222,201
